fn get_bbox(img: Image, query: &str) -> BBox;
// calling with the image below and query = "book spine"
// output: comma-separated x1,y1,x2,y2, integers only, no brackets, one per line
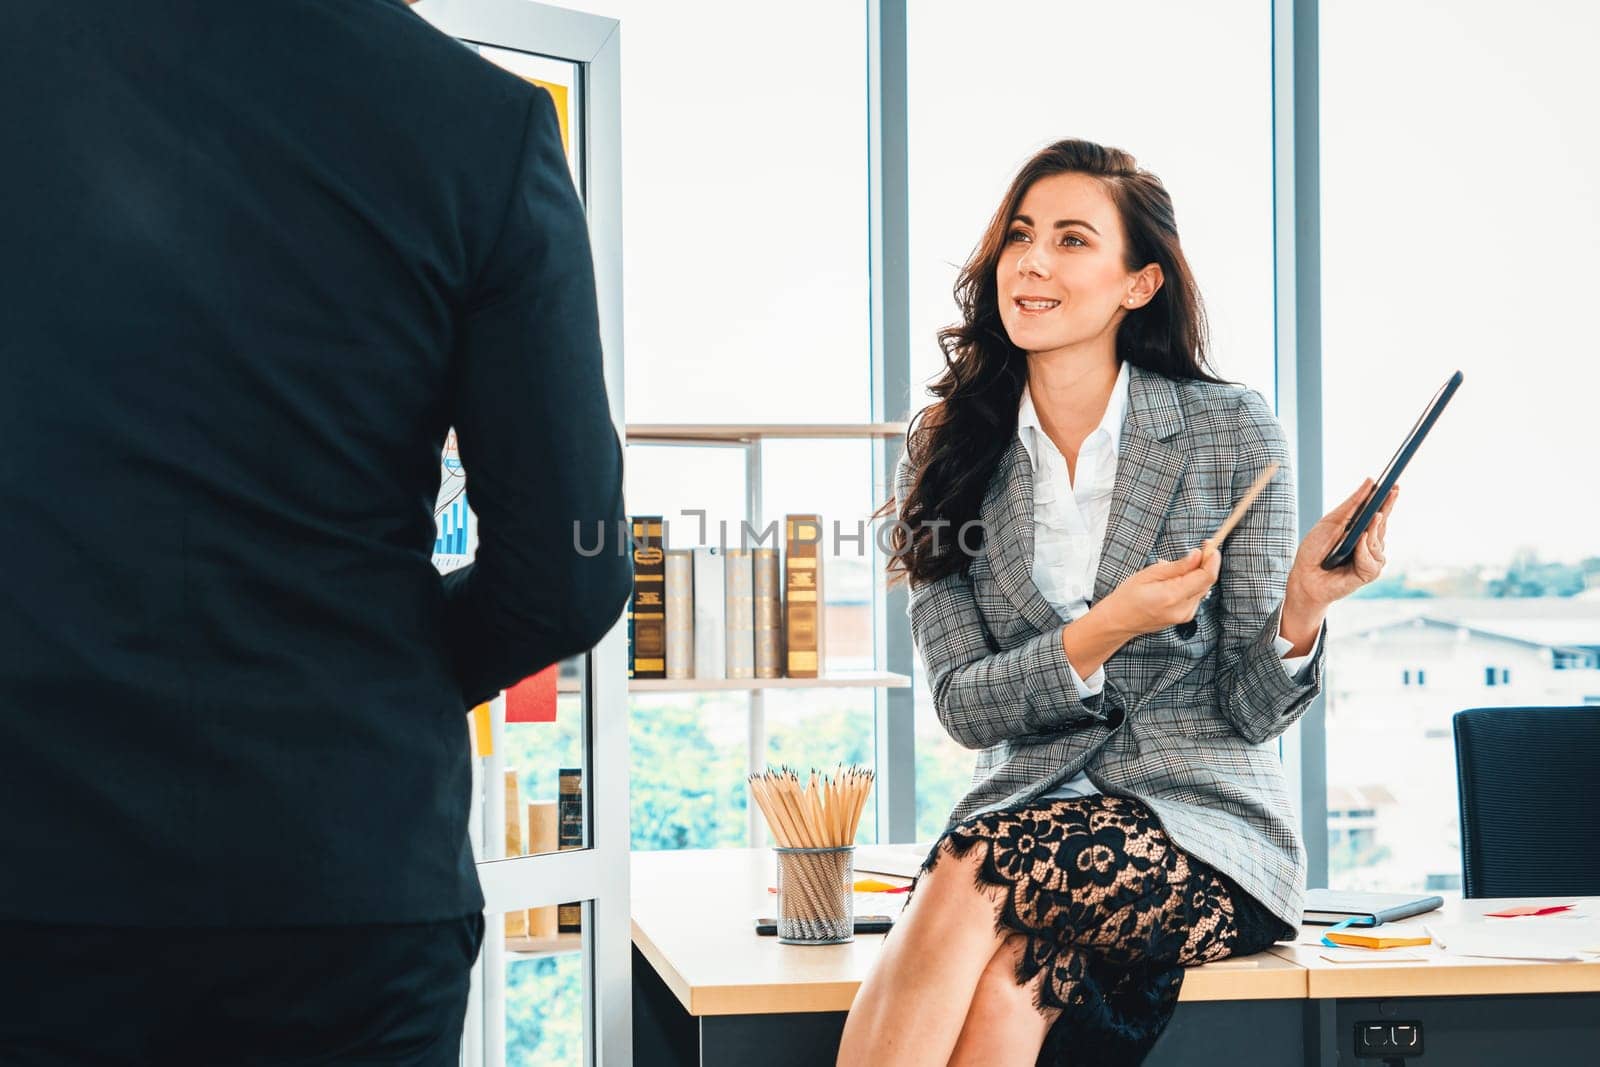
629,516,666,679
664,550,694,680
816,536,825,673
753,548,782,678
504,771,526,938
558,768,583,933
527,801,559,938
724,550,755,680
692,546,726,680
784,514,823,678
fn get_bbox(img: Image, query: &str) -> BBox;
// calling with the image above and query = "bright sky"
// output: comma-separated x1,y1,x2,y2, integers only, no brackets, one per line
1318,0,1600,570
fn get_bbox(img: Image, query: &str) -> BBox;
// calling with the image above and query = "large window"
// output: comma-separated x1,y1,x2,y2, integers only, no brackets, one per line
1320,0,1600,892
544,0,879,860
905,0,1280,837
558,0,872,423
429,2,877,1058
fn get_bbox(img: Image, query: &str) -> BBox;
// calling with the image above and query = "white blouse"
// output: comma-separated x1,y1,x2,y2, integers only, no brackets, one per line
1017,363,1318,799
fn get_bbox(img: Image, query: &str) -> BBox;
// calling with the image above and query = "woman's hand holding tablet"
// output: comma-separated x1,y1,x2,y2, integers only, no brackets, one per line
1265,477,1399,658
1287,477,1399,607
1276,370,1461,653
1320,370,1462,570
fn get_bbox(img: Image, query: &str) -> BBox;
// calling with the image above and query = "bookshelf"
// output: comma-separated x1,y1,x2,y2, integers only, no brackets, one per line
504,932,584,961
622,420,910,846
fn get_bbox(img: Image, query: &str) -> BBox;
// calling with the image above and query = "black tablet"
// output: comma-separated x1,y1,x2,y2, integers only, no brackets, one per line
1321,370,1464,570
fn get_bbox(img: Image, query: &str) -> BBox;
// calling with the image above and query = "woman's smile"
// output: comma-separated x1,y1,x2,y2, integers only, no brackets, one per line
1013,295,1062,315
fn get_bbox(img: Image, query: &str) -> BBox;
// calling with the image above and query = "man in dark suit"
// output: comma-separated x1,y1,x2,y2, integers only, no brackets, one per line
0,1,631,1062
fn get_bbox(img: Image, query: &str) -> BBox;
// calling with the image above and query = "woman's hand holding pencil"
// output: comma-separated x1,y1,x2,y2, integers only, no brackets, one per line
1088,462,1281,641
1057,464,1282,677
1096,547,1223,639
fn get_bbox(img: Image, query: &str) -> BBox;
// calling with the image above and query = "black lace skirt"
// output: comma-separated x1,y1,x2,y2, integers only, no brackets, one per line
911,794,1294,1067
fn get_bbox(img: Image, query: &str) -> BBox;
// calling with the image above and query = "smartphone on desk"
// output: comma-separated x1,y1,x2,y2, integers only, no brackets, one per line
755,915,894,936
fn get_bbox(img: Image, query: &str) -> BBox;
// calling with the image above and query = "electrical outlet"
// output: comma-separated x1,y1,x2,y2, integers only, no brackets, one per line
1354,1020,1424,1058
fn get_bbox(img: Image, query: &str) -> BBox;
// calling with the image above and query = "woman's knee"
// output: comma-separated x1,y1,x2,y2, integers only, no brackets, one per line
968,935,1057,1031
907,842,1002,921
975,936,1032,1000
891,844,1012,965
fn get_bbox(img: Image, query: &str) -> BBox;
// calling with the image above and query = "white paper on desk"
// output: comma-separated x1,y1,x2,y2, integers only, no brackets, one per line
1424,922,1592,962
853,843,932,880
1319,949,1429,964
1482,913,1600,953
853,891,906,920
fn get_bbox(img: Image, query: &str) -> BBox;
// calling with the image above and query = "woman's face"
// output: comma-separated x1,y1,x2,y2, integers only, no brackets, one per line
995,172,1153,358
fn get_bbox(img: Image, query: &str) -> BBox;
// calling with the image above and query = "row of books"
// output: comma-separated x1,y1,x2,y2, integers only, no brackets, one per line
503,767,584,940
628,514,825,680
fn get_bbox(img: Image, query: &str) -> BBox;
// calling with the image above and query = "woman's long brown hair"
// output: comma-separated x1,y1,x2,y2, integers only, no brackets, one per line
884,139,1227,587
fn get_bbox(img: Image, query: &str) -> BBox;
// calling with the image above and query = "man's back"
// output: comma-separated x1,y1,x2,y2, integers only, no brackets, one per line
0,0,629,926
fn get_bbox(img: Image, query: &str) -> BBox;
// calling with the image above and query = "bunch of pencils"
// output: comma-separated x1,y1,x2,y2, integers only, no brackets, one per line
747,765,873,848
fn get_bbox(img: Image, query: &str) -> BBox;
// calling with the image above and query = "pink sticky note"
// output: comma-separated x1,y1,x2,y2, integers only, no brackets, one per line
1484,903,1576,918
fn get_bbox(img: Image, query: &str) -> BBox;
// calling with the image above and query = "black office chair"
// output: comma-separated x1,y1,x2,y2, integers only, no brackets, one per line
1453,706,1600,898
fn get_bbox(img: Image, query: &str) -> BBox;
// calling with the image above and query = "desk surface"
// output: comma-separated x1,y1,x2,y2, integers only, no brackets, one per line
1270,896,1600,999
630,848,1304,1016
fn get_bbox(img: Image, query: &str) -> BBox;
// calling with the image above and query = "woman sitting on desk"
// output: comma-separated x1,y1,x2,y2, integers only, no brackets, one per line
837,140,1396,1067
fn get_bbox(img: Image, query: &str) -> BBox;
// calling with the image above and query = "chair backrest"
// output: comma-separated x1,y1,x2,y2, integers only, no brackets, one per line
1453,706,1600,898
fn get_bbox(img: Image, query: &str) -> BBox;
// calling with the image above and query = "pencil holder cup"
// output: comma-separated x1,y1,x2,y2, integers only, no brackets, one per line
774,845,855,945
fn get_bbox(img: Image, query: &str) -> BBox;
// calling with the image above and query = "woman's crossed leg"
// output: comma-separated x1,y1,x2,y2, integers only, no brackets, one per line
837,796,1263,1067
837,839,1018,1065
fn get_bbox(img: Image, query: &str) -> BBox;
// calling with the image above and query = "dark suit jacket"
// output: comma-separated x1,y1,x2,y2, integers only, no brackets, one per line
0,0,631,926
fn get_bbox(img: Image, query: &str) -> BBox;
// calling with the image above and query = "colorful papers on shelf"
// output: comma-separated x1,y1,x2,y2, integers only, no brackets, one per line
468,702,494,757
506,665,557,724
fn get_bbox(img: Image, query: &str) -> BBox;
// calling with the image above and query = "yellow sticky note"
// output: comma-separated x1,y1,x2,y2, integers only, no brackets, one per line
1324,929,1432,950
468,702,494,758
524,77,570,155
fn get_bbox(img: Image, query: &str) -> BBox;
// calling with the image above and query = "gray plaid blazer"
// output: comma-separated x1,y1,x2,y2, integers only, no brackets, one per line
898,363,1326,928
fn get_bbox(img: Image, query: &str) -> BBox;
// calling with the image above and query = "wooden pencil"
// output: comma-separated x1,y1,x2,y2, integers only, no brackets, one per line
784,771,820,847
848,769,871,843
749,765,877,849
807,770,827,846
757,777,791,847
832,771,844,844
1204,462,1280,553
